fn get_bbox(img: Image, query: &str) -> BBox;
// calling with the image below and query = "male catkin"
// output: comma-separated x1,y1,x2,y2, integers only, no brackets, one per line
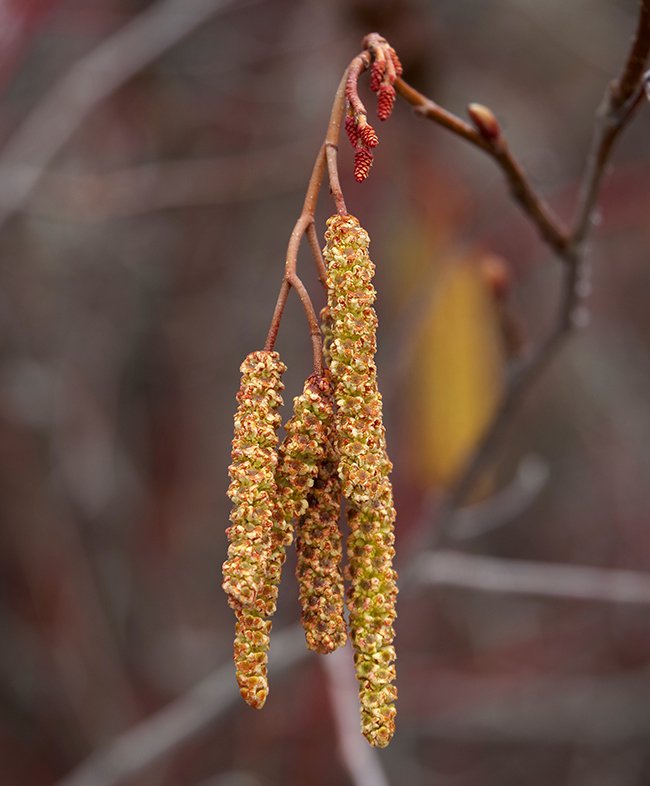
232,372,333,707
223,350,286,611
295,372,347,654
324,214,398,747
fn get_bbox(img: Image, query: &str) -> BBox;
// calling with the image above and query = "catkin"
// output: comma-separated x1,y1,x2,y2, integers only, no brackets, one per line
324,214,384,506
346,466,398,747
233,373,333,707
324,213,398,747
223,350,286,610
295,380,347,654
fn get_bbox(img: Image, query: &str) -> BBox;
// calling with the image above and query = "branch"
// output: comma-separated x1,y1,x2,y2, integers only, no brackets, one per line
394,80,569,255
0,0,253,230
414,550,650,606
392,3,650,522
56,626,307,786
263,67,350,366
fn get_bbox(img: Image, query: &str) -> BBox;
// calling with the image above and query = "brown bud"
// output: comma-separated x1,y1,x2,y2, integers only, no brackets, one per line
480,254,511,300
467,103,501,143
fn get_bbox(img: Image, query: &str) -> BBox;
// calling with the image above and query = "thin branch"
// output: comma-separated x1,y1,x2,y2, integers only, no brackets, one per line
262,66,350,365
0,0,253,230
307,221,328,287
323,648,392,786
414,550,650,606
56,626,308,786
394,78,569,254
391,4,650,523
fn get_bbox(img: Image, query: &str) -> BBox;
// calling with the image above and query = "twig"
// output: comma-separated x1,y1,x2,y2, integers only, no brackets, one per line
0,0,254,230
56,626,308,786
394,79,569,254
413,550,650,605
263,68,349,366
392,3,650,524
323,648,392,786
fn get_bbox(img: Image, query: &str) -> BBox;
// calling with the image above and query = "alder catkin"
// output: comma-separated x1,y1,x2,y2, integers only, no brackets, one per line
223,350,286,610
346,464,398,747
295,379,347,654
324,214,384,506
324,213,398,747
233,373,333,707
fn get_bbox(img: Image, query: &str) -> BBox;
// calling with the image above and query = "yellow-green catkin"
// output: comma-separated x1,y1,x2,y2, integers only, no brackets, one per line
324,215,385,506
223,350,286,611
346,465,398,747
233,372,333,708
295,384,347,654
324,213,398,747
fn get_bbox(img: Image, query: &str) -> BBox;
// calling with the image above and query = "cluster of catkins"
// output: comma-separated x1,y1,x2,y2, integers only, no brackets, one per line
223,214,397,747
345,37,402,182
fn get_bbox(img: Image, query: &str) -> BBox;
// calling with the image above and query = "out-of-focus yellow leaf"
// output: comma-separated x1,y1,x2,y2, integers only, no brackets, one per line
405,255,505,494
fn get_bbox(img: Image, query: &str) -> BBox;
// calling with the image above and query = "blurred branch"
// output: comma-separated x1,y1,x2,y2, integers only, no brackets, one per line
323,647,391,786
21,144,314,221
416,669,650,744
56,626,307,786
0,0,256,229
392,2,650,527
394,81,569,254
56,549,650,786
447,455,549,541
414,550,650,605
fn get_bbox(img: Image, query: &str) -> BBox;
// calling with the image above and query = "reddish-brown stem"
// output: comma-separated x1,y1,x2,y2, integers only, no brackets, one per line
394,77,569,254
326,143,346,215
307,221,327,287
264,278,290,353
262,64,351,368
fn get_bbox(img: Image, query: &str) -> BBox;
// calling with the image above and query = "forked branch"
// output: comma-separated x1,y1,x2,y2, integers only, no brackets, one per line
389,1,650,526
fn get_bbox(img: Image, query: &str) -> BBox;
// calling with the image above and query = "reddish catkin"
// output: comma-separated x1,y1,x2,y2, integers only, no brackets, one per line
370,59,386,93
232,373,332,708
377,82,396,121
388,46,403,77
345,114,360,147
323,214,398,746
358,122,379,148
353,147,373,183
223,350,286,611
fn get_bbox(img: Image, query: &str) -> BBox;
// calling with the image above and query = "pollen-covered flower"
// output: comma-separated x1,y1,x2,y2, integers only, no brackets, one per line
223,350,286,610
347,469,398,747
232,372,333,707
296,400,347,654
324,214,384,506
324,212,398,747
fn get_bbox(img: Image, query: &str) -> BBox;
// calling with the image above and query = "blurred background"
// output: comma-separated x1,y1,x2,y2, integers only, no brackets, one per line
1,0,650,784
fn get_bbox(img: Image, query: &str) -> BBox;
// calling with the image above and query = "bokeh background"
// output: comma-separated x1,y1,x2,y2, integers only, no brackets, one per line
2,1,650,784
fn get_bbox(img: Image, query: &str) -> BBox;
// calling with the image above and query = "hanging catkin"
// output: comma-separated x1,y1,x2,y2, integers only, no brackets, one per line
295,370,347,654
324,214,398,747
222,350,286,611
232,372,333,707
